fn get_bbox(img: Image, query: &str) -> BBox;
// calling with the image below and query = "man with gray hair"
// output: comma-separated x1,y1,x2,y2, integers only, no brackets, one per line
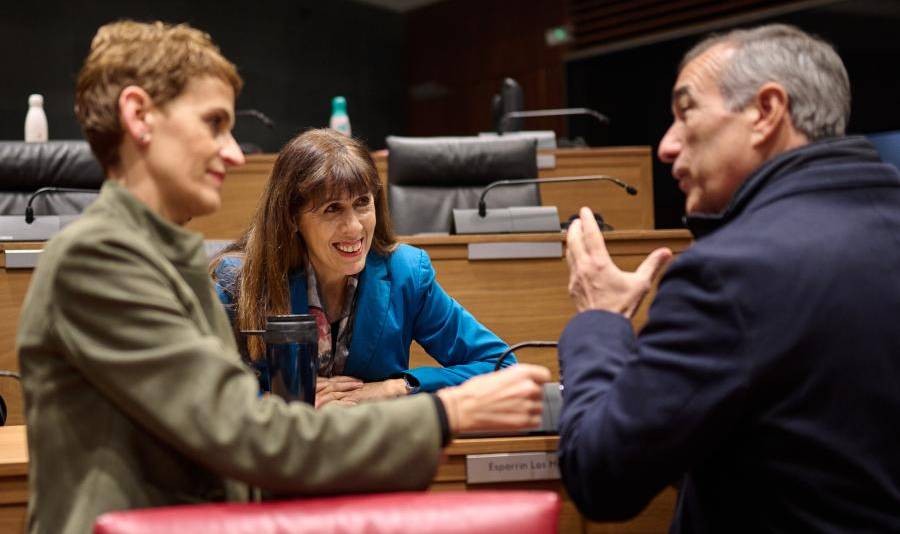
559,24,900,531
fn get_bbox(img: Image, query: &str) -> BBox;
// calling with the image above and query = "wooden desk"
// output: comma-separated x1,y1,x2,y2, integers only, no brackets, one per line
0,230,691,425
0,230,691,530
186,147,655,238
0,426,27,533
403,230,692,377
437,434,677,533
0,425,675,533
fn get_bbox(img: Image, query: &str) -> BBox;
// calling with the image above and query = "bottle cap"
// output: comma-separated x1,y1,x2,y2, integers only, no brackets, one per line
331,96,347,114
28,94,43,107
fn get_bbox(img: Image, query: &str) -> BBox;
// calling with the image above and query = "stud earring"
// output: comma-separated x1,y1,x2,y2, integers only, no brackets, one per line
139,132,150,144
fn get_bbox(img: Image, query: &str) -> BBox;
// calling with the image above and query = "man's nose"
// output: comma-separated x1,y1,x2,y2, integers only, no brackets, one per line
657,124,682,164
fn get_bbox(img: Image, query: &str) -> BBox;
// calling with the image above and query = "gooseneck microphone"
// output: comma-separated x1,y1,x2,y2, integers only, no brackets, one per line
497,107,609,135
25,187,99,224
478,175,638,217
236,109,275,129
494,341,558,371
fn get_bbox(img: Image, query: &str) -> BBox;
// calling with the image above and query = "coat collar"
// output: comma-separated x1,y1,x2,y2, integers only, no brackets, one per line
91,179,232,345
93,179,208,267
684,136,894,239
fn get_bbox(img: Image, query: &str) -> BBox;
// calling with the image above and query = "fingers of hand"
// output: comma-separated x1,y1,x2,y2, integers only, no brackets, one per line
635,247,673,283
566,218,585,261
578,207,610,260
331,379,363,393
316,376,363,395
315,387,358,408
316,392,336,409
331,375,363,384
514,363,552,384
316,377,328,393
579,206,602,236
488,399,543,429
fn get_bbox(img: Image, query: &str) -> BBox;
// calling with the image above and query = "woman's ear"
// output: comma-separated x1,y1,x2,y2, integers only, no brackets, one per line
118,86,154,146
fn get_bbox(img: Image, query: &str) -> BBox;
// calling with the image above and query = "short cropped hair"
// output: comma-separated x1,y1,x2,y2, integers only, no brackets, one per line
682,24,850,141
74,20,243,172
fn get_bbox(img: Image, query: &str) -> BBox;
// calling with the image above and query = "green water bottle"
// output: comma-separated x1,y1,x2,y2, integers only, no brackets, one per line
329,96,351,136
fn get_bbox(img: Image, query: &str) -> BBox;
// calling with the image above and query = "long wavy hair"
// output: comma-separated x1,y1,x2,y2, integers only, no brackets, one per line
211,128,396,360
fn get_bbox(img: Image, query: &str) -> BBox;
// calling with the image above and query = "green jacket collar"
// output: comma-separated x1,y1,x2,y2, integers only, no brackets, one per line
93,179,207,268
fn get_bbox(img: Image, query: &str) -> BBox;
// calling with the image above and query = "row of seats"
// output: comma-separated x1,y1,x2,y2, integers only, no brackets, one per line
0,137,542,235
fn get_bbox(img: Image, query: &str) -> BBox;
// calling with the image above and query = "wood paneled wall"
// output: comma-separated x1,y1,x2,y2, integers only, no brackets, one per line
405,0,569,136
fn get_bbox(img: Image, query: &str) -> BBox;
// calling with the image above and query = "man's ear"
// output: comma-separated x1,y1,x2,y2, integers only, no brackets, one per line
118,86,154,145
748,82,791,148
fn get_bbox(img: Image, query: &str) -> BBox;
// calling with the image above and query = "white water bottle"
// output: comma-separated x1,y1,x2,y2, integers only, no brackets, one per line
24,94,48,142
329,96,351,136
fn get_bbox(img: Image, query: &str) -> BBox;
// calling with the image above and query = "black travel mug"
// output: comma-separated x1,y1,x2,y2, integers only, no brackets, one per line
257,314,318,405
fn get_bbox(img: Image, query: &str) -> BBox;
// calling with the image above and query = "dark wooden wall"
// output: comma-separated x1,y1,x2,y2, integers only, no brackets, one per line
404,0,569,137
0,0,407,152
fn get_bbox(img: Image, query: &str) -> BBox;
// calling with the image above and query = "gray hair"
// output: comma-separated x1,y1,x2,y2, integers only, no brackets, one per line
682,24,850,140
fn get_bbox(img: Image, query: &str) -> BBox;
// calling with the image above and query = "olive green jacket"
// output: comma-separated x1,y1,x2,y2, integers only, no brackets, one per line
16,181,442,534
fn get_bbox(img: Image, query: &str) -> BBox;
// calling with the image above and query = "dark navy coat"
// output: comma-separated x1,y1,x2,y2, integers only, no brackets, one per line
558,137,900,532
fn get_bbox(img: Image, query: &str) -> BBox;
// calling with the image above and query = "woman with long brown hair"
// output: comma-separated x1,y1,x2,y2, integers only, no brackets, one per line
211,129,515,406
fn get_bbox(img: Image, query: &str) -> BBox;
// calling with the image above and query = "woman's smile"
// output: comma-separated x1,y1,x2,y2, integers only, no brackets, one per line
299,192,376,278
334,238,364,257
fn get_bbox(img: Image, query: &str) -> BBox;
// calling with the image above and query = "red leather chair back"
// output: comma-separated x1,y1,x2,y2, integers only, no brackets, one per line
94,490,560,534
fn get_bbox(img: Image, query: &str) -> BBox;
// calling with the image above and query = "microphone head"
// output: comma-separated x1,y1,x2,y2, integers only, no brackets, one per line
478,201,487,217
25,206,34,224
625,186,638,195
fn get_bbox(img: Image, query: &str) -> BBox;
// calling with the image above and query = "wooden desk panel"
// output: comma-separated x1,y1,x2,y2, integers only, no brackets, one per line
0,228,688,528
0,230,691,425
187,147,654,239
0,426,675,533
536,147,654,230
404,230,691,375
377,146,654,230
0,425,27,532
0,244,34,427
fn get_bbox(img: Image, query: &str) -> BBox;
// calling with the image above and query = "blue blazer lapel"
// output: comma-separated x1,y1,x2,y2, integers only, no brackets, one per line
345,252,391,376
289,271,310,313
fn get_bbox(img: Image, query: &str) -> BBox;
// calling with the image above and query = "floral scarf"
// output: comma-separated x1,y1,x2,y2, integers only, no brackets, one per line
304,257,358,377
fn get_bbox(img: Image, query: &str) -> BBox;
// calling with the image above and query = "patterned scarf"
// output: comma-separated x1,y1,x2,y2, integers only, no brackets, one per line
305,257,359,377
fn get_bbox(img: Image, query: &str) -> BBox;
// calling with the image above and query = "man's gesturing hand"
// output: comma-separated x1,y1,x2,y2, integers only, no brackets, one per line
566,207,673,317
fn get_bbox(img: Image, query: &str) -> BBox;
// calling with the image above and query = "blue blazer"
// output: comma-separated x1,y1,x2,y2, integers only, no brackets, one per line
214,244,514,392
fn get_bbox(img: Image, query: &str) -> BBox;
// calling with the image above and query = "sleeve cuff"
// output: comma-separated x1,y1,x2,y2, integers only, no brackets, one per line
390,372,421,394
428,393,453,447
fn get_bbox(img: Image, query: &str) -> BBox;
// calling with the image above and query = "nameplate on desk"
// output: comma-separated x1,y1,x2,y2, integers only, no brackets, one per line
0,215,80,241
4,249,43,269
467,241,562,260
466,452,560,484
0,216,57,241
453,206,560,235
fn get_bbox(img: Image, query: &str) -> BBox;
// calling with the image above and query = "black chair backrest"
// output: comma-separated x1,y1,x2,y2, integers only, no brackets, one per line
386,136,538,234
0,140,104,216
